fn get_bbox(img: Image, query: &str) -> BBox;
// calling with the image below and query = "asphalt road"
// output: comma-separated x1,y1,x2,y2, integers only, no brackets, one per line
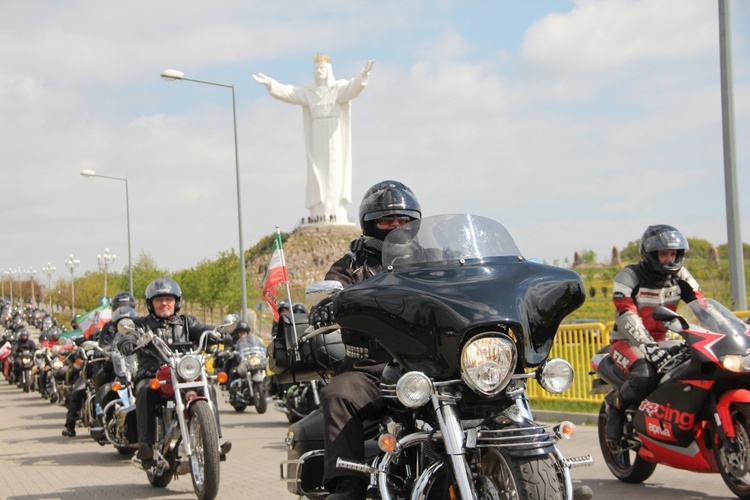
0,375,740,499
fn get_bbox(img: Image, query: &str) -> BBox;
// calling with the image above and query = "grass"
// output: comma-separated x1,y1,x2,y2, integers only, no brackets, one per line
529,399,600,415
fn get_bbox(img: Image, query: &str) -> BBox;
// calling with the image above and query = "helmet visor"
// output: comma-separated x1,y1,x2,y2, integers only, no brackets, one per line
642,229,689,254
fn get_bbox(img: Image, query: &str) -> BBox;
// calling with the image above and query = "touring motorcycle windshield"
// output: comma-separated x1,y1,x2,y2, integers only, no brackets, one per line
334,214,586,378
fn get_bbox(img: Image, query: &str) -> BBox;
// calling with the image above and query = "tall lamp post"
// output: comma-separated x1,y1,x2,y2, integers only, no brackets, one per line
4,270,13,303
26,267,37,306
160,69,248,320
14,267,22,304
97,248,116,298
0,268,5,299
80,170,133,295
42,263,56,312
65,254,80,320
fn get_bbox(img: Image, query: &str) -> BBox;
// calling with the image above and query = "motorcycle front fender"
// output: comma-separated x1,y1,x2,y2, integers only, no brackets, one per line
715,389,750,438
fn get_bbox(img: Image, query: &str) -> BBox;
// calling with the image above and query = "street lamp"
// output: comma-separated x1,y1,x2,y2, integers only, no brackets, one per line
80,170,133,295
3,269,12,303
97,248,116,298
26,267,37,306
161,68,248,320
65,254,80,320
42,263,56,312
14,267,22,304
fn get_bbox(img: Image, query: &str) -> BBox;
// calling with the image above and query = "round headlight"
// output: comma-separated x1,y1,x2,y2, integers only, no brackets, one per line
460,335,516,396
538,358,574,394
249,355,262,367
177,355,202,380
396,371,433,408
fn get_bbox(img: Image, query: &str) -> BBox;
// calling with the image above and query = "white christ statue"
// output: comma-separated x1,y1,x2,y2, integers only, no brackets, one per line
253,55,375,223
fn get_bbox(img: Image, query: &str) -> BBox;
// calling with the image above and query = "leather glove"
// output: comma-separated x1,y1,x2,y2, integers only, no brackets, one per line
309,300,335,328
119,337,136,356
642,343,669,368
208,331,223,343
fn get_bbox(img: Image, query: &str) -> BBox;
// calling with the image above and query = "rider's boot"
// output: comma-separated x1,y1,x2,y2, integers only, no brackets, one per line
605,391,625,444
326,476,367,500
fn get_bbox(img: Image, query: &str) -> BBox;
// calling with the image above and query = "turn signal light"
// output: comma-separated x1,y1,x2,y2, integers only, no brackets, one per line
378,433,397,453
216,371,228,384
112,381,123,391
557,421,576,440
149,378,161,390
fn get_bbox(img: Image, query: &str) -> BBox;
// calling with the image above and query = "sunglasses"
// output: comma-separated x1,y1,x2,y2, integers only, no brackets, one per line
376,215,413,226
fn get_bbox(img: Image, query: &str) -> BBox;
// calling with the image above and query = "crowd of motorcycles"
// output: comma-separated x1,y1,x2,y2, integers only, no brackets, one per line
4,215,750,500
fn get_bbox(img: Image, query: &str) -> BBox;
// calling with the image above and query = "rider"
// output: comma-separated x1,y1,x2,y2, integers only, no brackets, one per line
117,277,229,464
271,300,291,337
313,180,421,500
11,328,36,384
605,224,705,444
221,320,252,391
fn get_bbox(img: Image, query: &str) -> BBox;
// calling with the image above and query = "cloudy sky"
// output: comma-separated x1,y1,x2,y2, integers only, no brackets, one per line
1,0,748,283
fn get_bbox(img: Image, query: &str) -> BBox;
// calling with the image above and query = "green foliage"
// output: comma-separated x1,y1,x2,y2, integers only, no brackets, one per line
245,232,290,263
580,250,596,265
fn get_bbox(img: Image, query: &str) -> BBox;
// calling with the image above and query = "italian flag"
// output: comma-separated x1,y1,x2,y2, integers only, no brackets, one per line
262,232,289,320
75,302,113,340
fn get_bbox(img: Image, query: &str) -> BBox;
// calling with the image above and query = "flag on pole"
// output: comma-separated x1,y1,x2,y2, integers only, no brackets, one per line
262,232,289,321
74,302,113,340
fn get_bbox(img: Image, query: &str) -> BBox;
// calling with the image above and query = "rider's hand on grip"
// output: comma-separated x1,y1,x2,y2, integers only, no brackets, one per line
642,343,669,368
119,338,135,356
309,299,335,328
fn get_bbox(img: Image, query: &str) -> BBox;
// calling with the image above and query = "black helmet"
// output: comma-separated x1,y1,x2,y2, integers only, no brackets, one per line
50,328,60,342
639,224,689,276
111,291,136,311
19,329,29,340
277,300,291,313
359,180,421,238
145,277,182,315
235,320,251,334
112,306,138,325
292,302,308,314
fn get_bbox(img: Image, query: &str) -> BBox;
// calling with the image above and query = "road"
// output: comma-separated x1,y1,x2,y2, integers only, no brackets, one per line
0,378,739,499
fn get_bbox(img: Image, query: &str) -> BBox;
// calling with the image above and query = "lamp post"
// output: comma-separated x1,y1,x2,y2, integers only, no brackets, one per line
97,248,116,298
4,270,13,304
0,268,4,299
65,254,80,320
14,267,22,304
42,263,56,312
80,170,133,295
26,267,37,306
160,68,248,320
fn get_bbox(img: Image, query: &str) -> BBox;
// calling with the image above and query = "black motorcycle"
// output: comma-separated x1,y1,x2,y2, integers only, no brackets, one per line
282,214,593,499
220,333,269,413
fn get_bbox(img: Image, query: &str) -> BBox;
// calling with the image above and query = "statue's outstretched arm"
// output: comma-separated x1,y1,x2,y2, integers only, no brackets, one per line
253,73,271,86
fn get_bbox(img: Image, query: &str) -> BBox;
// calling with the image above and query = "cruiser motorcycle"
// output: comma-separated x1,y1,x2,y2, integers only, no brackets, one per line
282,214,593,499
219,333,269,414
591,299,750,498
96,349,139,455
120,319,227,500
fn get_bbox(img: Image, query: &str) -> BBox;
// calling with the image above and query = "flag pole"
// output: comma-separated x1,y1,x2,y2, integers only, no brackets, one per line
276,226,300,351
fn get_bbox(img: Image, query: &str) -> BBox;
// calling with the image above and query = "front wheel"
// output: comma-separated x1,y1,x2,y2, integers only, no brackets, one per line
481,448,563,499
189,400,220,500
254,382,267,414
714,403,750,498
597,400,656,483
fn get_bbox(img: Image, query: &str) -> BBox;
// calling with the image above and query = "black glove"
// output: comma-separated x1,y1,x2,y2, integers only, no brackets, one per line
309,299,335,328
119,337,136,356
642,343,669,368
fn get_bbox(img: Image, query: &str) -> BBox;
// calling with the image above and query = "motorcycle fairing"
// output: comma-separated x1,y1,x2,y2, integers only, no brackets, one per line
637,428,715,472
716,389,750,438
334,256,585,378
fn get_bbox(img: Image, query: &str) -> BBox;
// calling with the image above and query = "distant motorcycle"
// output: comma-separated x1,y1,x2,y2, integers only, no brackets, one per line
219,334,269,414
591,299,750,499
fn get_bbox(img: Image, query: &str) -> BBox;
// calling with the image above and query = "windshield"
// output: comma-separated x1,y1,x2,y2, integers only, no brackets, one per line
678,299,749,336
382,214,522,268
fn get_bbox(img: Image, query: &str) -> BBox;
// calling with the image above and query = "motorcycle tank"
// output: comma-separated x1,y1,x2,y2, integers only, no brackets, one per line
333,214,585,378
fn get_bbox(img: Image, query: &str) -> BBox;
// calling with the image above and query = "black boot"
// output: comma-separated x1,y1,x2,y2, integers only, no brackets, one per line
605,391,625,443
326,476,368,500
61,427,76,437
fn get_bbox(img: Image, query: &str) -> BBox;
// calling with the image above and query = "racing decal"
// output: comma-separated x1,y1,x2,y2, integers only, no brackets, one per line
639,399,695,432
644,415,677,442
687,330,725,364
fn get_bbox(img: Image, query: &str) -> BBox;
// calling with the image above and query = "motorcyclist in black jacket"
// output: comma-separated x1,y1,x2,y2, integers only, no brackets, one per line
117,277,227,464
11,328,36,384
315,180,421,500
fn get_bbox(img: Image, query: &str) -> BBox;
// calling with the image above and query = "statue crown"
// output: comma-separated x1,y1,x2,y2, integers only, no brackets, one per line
314,53,332,64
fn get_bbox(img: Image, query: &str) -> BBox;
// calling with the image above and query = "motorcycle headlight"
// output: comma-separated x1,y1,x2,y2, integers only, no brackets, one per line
460,334,516,396
249,355,262,367
177,355,202,381
396,371,433,408
722,354,750,373
537,358,574,394
52,360,64,370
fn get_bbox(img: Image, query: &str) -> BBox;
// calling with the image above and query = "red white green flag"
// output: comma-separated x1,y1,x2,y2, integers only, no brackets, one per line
262,232,289,321
75,302,113,340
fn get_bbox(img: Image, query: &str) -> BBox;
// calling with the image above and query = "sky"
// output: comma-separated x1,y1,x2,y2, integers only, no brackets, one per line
0,0,748,285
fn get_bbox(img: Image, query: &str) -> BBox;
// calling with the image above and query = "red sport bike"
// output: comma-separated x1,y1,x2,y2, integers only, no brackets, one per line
591,299,750,498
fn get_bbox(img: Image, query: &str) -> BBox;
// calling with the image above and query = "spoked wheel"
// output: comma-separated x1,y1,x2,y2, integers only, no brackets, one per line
714,403,750,498
481,447,562,499
189,400,220,500
597,401,656,483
